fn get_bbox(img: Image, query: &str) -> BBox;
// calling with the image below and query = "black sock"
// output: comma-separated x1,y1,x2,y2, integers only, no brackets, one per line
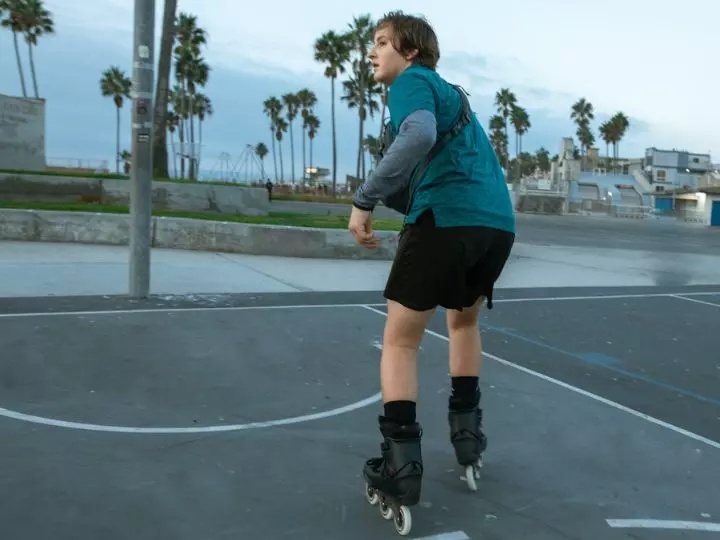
383,400,416,425
449,376,479,410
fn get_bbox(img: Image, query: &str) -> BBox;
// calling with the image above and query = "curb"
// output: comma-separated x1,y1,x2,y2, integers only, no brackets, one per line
0,209,399,260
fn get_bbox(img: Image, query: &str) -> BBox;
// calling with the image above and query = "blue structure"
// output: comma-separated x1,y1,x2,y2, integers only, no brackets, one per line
711,200,720,226
570,172,649,210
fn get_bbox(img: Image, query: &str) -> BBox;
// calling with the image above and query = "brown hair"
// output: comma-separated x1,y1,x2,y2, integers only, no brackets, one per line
375,11,440,70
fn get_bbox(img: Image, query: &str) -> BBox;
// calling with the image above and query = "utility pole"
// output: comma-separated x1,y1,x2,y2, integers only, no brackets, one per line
129,0,156,298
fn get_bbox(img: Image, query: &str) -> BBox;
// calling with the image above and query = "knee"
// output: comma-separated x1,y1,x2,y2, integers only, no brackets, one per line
383,300,434,349
446,298,484,332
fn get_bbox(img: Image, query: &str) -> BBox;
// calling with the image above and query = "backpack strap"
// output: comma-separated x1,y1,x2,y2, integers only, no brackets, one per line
401,84,472,216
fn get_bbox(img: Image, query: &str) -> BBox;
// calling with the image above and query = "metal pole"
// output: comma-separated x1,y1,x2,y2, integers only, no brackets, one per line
129,0,156,298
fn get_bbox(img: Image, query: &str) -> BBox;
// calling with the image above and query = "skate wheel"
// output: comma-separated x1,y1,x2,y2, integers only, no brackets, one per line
465,465,478,492
380,500,393,520
394,505,412,536
365,482,379,505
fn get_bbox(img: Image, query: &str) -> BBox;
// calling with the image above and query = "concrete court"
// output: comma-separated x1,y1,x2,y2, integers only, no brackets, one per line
1,286,720,540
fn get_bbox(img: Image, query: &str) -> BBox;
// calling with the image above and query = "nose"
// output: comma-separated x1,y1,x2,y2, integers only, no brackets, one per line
367,46,377,60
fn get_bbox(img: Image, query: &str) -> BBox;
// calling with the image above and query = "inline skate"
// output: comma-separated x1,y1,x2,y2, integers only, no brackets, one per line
363,416,423,536
448,391,487,492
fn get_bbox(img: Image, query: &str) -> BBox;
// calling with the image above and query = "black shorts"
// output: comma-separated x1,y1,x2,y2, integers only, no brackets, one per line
383,209,515,312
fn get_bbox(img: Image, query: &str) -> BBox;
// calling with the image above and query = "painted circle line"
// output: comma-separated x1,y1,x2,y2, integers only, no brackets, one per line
0,392,382,434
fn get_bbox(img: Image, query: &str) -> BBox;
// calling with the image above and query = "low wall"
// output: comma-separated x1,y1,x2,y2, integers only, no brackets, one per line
0,173,269,216
0,209,399,260
515,194,565,214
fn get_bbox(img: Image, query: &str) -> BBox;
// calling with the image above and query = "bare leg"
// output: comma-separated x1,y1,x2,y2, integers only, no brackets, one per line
446,296,485,378
445,297,487,488
361,300,431,511
380,299,435,403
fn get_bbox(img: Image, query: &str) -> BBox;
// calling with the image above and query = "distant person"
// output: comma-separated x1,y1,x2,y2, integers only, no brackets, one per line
265,179,273,202
347,10,516,529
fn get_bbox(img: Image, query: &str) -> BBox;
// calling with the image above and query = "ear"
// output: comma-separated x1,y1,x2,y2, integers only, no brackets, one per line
404,49,419,61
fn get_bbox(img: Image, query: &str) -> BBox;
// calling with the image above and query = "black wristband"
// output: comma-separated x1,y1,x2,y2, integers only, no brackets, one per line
352,200,374,211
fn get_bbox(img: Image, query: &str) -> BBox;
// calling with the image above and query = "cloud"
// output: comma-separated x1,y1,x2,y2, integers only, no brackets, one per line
2,0,716,183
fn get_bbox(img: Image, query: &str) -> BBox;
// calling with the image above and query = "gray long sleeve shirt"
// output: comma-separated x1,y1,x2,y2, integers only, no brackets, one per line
352,109,437,211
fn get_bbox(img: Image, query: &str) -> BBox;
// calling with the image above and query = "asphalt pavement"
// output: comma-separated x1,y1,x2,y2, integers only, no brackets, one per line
1,287,719,539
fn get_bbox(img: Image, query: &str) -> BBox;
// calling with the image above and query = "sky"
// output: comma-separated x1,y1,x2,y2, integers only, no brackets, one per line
1,0,717,183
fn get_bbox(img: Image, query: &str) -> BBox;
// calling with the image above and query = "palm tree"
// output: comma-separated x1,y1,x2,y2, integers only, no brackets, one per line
282,92,300,183
305,114,320,171
489,114,508,169
173,12,208,180
18,0,53,99
510,106,531,155
535,147,551,173
255,142,269,179
494,88,516,170
570,98,595,155
100,66,132,174
120,150,132,175
510,105,531,183
608,112,630,160
166,110,179,178
274,117,288,182
363,134,381,175
378,85,388,137
341,66,381,182
0,0,28,97
314,30,351,194
263,96,283,182
598,121,612,159
193,93,212,178
152,0,178,178
182,55,210,179
296,88,317,183
344,14,375,182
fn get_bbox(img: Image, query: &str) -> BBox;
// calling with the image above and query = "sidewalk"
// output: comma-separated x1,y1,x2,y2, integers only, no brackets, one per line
2,239,720,298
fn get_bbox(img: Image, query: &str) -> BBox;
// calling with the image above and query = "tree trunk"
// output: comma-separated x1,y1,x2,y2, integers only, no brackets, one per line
13,32,27,98
278,140,284,181
289,119,295,183
189,104,196,180
27,42,39,98
116,105,121,174
309,139,313,171
301,126,306,184
331,77,337,195
270,125,278,182
152,0,178,178
197,120,203,179
170,131,177,178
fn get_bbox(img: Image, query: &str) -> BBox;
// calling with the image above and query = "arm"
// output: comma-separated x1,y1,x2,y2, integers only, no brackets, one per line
352,109,436,210
352,70,437,211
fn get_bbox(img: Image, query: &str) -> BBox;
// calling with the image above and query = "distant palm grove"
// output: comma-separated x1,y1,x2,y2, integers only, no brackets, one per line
1,2,632,192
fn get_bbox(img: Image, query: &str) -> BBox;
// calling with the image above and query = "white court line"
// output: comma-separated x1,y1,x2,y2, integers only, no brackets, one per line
1,290,719,319
0,302,376,319
606,519,720,532
0,392,382,434
361,305,720,452
670,294,720,308
413,531,470,540
494,291,720,304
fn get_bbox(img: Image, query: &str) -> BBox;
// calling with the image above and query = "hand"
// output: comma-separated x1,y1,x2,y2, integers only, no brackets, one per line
348,206,380,249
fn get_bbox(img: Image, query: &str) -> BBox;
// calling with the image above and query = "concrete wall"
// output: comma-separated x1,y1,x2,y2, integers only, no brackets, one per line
0,209,399,260
0,173,270,215
0,93,46,170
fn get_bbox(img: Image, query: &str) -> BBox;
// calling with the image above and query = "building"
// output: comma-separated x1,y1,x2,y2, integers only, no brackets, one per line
643,147,713,190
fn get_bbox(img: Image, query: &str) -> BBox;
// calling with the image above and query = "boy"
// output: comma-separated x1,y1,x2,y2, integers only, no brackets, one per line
349,10,516,521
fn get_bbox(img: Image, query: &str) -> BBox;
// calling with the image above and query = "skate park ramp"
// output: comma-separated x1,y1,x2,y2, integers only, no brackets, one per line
1,284,720,540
